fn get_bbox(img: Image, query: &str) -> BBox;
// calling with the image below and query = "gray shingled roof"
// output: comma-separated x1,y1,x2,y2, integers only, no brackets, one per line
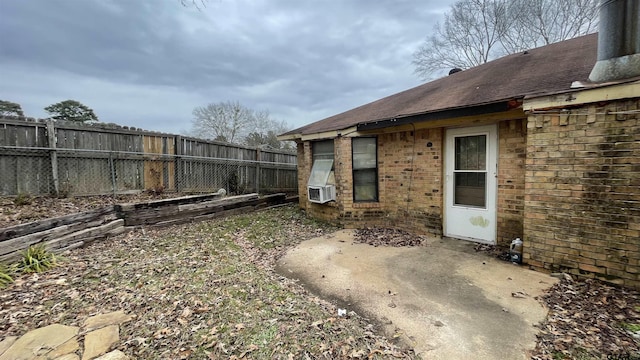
283,33,597,137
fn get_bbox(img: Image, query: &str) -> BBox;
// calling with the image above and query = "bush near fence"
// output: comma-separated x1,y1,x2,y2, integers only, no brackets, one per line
0,116,297,197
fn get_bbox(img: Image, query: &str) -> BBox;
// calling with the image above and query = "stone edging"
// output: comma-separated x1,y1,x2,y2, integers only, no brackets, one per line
0,310,134,360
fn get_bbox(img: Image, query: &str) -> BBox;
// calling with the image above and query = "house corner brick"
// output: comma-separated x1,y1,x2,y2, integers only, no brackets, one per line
524,99,640,289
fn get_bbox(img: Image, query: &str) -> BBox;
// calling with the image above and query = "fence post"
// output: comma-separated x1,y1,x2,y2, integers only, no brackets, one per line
109,152,117,197
255,148,261,194
46,120,59,196
175,135,182,193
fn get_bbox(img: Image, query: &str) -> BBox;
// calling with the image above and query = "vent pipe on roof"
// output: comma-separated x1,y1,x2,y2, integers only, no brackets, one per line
589,0,640,82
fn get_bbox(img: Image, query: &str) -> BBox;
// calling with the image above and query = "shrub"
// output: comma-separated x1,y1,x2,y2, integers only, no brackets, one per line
19,244,57,273
13,192,32,206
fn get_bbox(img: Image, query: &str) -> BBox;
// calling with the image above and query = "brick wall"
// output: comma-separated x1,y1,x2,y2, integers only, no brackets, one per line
497,119,527,246
335,129,444,234
524,99,640,288
375,128,444,234
296,121,528,244
296,141,340,221
296,142,310,207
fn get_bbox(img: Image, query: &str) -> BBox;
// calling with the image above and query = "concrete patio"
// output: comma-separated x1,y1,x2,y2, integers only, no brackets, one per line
276,229,558,359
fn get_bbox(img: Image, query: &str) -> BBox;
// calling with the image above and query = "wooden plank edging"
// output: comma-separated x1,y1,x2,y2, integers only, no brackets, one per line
0,193,290,263
0,206,116,242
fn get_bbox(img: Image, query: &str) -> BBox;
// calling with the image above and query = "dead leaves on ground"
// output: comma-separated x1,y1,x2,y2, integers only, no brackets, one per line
353,228,427,247
531,276,640,359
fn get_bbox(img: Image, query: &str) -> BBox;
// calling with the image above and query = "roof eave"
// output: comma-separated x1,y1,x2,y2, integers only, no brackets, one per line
277,127,360,142
276,133,301,141
357,99,522,132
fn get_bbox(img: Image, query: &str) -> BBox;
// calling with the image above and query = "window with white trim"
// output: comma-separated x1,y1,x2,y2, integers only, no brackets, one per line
307,140,336,203
309,140,335,186
352,137,378,202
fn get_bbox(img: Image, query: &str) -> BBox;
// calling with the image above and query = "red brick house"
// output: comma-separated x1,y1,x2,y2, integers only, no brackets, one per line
279,4,640,287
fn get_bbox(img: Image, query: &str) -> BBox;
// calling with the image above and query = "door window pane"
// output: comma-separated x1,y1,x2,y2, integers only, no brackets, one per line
454,134,487,207
455,135,486,170
454,172,486,207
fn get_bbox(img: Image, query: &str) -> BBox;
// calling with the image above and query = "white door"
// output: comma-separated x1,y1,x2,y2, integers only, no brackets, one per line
445,125,497,244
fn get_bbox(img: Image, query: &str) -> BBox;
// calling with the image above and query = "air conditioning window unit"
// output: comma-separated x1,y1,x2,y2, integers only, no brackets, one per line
307,158,336,204
308,185,336,203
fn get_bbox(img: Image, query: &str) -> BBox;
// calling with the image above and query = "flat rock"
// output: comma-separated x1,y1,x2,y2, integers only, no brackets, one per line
35,338,80,359
94,350,130,360
53,354,80,360
82,325,119,360
0,336,18,357
0,324,79,360
83,311,133,332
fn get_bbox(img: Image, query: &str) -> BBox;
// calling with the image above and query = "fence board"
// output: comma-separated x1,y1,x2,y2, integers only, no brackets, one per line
142,135,175,191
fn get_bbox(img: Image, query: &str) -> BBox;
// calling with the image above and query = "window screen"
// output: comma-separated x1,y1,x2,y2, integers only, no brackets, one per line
308,140,335,188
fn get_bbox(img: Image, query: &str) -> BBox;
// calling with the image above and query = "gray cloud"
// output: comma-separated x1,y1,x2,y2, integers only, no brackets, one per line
0,0,453,134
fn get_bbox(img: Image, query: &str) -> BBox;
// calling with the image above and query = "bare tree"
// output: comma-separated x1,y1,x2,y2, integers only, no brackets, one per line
500,0,598,53
191,101,254,143
413,0,510,77
413,0,598,79
244,115,293,149
191,101,292,147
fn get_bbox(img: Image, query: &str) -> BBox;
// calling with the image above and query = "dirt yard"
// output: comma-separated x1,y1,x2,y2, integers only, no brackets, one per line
1,195,640,359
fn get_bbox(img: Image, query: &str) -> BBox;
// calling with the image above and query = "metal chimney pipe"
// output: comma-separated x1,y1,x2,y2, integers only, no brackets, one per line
589,0,640,82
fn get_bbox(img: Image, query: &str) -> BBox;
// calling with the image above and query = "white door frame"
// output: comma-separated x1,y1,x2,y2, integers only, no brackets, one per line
444,124,498,244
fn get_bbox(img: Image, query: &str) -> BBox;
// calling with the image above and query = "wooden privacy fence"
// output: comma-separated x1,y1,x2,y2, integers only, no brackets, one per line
0,117,298,196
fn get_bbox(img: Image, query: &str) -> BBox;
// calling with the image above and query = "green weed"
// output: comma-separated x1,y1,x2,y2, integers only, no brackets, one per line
621,322,640,333
18,244,57,273
0,262,15,288
552,347,598,360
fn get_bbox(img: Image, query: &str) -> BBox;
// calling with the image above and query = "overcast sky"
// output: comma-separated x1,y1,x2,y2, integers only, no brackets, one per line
0,0,454,135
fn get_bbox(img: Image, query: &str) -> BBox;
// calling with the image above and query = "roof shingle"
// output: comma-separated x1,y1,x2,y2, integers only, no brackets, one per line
284,33,597,137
